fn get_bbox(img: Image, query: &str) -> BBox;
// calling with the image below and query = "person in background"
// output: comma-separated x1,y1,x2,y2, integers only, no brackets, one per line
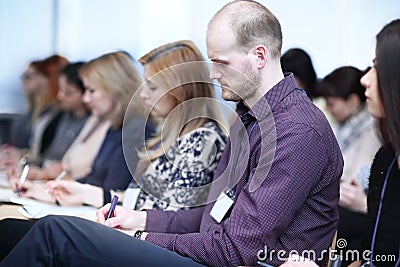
279,18,400,267
30,58,117,180
318,66,381,265
17,62,91,180
10,51,151,207
46,40,227,211
321,66,380,195
281,48,317,98
40,62,90,161
9,55,69,163
0,40,226,260
280,47,334,124
0,1,343,266
34,41,225,210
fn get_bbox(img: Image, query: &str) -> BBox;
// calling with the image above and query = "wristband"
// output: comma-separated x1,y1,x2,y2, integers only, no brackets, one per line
134,230,143,240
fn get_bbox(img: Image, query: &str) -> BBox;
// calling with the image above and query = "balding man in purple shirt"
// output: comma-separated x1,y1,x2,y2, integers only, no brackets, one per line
0,1,343,267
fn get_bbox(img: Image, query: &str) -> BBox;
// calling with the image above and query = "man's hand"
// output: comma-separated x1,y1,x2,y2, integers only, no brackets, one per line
96,204,147,232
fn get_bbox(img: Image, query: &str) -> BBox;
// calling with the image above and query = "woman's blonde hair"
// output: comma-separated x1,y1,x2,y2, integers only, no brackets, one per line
136,40,226,176
79,51,146,128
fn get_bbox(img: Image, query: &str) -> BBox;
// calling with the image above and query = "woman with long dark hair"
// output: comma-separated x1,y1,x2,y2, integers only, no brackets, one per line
280,19,400,267
356,19,400,267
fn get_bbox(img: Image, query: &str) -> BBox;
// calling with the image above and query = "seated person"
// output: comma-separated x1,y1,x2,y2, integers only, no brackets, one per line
281,48,317,97
47,40,227,210
3,55,69,171
19,62,91,180
0,2,343,266
21,62,109,181
277,19,400,267
357,19,400,267
0,40,227,260
10,51,152,207
280,47,333,124
9,55,69,150
28,114,111,181
319,66,380,265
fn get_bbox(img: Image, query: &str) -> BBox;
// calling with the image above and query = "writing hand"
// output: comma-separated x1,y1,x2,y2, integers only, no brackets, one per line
96,204,146,232
46,180,85,206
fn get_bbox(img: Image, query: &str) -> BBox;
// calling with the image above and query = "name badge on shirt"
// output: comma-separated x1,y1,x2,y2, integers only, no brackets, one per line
122,187,141,210
210,191,234,223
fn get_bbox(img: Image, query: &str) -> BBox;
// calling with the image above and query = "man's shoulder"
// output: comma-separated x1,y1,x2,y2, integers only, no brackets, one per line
274,92,331,136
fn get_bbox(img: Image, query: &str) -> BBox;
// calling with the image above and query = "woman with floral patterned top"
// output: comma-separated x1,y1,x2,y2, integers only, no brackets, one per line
0,40,227,261
132,40,227,211
42,40,227,211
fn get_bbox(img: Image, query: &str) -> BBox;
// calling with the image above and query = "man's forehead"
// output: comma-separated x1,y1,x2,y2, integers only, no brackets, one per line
206,22,235,53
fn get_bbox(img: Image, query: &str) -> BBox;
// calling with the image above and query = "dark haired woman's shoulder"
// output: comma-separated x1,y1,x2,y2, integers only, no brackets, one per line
371,146,395,170
374,146,395,160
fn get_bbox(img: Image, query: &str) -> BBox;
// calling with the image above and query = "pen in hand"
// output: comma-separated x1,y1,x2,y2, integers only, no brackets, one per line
106,195,119,220
54,170,67,181
257,261,274,267
45,170,67,194
15,164,30,196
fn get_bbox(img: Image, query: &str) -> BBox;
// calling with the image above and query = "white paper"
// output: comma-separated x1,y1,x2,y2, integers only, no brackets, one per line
9,196,97,220
0,171,10,188
9,196,42,206
0,188,14,202
122,187,141,209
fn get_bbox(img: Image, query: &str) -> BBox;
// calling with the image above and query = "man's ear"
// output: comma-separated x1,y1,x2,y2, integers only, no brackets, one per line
253,45,268,69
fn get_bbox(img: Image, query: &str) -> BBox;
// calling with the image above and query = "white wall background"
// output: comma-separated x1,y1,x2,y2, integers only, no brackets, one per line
1,0,399,114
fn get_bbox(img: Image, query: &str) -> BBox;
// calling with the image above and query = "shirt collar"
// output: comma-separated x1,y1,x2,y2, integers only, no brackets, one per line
236,73,298,122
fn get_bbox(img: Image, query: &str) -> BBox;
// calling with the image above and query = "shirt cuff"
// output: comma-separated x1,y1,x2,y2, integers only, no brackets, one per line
145,209,171,232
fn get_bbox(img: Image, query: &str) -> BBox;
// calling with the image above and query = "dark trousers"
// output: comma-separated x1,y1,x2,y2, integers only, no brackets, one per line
0,219,36,261
0,215,206,267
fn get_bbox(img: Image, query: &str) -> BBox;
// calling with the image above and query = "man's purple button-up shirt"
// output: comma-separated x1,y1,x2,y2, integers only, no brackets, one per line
145,74,343,266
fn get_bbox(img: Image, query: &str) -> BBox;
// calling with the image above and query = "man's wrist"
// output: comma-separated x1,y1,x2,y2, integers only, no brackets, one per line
137,211,147,231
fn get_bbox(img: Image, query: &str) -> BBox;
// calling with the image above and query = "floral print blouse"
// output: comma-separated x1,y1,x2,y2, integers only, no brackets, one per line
135,121,226,211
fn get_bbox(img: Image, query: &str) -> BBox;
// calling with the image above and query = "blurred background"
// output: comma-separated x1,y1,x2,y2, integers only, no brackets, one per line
0,0,399,139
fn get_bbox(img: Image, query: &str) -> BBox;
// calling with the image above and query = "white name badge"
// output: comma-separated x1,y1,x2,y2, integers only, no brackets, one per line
122,187,141,209
210,191,234,223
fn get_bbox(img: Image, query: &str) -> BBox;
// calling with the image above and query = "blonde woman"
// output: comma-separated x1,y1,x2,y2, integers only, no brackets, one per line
13,51,151,207
0,41,227,260
45,40,227,211
133,40,227,211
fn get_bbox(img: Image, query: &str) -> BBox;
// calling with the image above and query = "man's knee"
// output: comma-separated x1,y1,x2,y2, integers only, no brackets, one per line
34,215,76,233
